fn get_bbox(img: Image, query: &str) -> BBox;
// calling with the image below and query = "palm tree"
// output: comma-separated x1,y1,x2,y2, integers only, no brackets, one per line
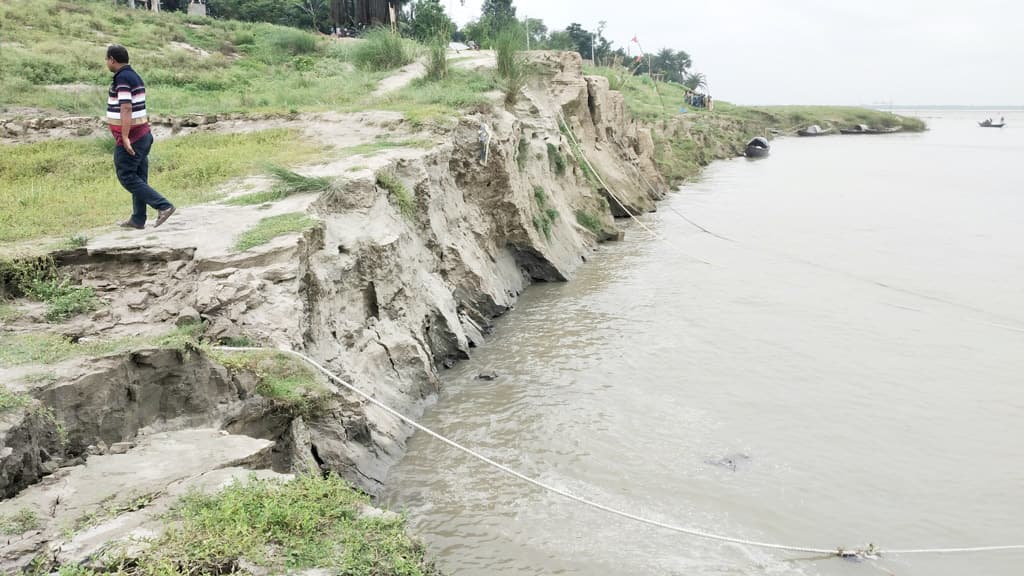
684,72,707,91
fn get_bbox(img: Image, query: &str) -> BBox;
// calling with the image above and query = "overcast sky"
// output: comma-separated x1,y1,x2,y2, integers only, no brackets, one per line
442,0,1022,106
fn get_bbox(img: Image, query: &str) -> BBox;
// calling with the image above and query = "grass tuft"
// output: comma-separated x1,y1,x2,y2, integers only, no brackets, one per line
0,384,32,413
494,27,528,105
0,324,203,368
546,143,566,176
353,28,416,72
233,213,317,252
424,40,449,81
575,209,603,235
531,186,558,240
0,508,40,535
375,171,415,220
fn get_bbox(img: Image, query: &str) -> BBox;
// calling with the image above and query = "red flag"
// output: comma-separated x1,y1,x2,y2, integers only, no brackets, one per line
631,35,638,44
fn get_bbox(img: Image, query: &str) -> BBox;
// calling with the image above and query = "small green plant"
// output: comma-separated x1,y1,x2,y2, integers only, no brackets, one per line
546,143,566,176
575,209,603,235
531,186,558,240
375,171,415,220
25,277,98,322
424,39,449,81
0,508,40,535
559,121,600,186
234,213,317,252
65,234,88,248
353,27,415,71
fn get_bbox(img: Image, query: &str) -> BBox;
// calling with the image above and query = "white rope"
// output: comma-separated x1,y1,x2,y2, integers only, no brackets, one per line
213,346,1024,559
555,113,711,266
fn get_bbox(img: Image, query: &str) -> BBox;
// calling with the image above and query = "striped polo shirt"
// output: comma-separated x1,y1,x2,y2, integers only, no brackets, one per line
107,65,151,146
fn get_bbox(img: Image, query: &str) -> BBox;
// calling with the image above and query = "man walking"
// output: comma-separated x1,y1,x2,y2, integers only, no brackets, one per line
106,45,175,229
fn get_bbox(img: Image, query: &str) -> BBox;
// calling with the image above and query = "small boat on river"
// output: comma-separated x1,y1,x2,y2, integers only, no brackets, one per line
744,137,770,158
797,125,834,137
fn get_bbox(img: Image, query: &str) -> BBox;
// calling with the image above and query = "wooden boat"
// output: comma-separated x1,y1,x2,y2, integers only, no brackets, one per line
797,125,833,137
839,124,901,135
744,137,770,158
978,120,1006,128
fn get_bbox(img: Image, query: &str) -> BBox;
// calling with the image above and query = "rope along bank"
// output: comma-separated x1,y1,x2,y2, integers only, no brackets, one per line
213,346,1024,562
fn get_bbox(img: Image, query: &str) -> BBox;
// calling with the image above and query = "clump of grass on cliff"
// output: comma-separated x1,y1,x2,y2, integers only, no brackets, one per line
207,349,328,414
574,209,603,236
227,165,335,206
531,186,559,240
0,129,317,245
0,0,382,116
54,475,439,576
376,171,415,219
0,256,97,322
233,212,318,252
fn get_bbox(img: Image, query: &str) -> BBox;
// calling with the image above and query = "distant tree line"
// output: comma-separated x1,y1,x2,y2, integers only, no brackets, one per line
123,0,707,88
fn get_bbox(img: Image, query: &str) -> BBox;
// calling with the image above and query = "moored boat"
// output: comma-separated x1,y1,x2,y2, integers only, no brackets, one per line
839,124,901,135
797,124,834,137
744,137,770,158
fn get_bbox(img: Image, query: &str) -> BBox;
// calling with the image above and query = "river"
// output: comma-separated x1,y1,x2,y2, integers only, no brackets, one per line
385,110,1024,576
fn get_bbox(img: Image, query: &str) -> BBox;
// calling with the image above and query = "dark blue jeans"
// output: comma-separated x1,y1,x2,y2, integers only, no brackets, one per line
114,132,172,226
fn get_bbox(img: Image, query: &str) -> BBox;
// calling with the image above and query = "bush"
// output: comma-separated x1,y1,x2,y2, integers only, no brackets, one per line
353,28,415,72
575,209,603,235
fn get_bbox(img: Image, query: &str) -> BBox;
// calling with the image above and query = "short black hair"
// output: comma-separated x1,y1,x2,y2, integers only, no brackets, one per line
107,45,130,64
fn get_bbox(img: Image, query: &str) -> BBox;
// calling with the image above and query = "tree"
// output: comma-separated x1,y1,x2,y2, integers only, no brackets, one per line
481,0,515,27
684,72,707,91
294,0,328,31
409,0,454,42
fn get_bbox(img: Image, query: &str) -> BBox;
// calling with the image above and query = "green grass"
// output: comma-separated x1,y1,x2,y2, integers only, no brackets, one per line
62,474,439,576
376,69,496,125
0,323,203,368
574,209,603,235
558,121,600,187
546,142,566,176
0,0,383,116
0,129,318,244
532,186,558,239
0,302,22,322
353,28,418,72
23,277,99,322
227,165,335,206
0,508,40,535
207,349,327,414
376,171,415,219
0,384,32,413
233,212,317,251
